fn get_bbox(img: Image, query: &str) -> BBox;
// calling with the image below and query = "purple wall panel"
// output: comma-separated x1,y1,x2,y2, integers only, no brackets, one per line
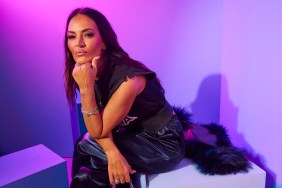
221,1,282,187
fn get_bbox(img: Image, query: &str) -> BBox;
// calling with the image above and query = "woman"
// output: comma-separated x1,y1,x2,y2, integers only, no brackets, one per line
64,7,185,188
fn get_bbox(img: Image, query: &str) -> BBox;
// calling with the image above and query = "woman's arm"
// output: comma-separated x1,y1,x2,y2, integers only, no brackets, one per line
73,59,146,138
95,75,146,185
80,75,146,138
95,133,135,185
73,59,146,185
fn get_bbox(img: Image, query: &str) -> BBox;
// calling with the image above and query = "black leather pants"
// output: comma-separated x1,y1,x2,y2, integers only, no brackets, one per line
70,116,185,188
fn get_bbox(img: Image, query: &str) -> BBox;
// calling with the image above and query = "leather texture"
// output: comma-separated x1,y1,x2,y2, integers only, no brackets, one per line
70,116,185,188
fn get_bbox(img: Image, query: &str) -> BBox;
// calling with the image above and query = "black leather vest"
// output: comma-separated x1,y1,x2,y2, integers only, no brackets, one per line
95,62,174,133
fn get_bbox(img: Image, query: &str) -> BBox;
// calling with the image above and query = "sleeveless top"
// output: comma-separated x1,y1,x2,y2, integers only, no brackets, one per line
94,61,174,133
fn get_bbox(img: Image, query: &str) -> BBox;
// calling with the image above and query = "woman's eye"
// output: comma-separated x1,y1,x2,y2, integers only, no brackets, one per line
84,33,94,38
67,35,75,40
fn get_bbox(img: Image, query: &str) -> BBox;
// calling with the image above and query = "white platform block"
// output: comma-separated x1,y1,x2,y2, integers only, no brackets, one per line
146,158,266,188
0,144,69,188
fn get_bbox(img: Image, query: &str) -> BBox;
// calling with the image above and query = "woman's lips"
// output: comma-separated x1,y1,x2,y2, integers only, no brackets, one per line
75,50,88,56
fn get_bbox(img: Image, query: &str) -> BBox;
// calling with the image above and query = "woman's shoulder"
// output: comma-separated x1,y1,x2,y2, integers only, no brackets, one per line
105,61,156,97
111,62,156,81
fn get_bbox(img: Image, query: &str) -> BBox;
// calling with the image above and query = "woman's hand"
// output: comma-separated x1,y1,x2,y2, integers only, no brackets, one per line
106,149,136,186
72,56,100,92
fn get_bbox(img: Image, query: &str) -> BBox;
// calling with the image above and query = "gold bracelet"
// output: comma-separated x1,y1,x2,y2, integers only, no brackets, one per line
81,106,100,117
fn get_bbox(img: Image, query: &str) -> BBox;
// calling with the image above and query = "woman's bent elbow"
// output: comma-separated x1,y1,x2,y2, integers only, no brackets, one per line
88,130,102,139
88,128,111,139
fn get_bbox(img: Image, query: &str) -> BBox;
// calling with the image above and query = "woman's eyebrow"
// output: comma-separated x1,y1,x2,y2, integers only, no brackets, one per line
82,28,95,32
67,28,95,33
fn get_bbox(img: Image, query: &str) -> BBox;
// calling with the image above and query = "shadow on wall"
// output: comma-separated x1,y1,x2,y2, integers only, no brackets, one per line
190,74,222,124
191,74,276,188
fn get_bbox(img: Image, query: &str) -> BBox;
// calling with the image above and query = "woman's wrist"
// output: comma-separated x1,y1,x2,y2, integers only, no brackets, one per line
105,148,120,159
81,106,100,117
80,89,97,111
80,87,95,97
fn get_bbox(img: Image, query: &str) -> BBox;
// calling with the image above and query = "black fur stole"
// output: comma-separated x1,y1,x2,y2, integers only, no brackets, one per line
173,106,252,175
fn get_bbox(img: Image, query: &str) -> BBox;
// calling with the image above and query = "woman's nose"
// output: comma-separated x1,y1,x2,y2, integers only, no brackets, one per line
75,36,86,47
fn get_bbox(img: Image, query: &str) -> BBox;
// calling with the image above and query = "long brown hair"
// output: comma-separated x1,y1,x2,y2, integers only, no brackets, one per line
64,8,160,105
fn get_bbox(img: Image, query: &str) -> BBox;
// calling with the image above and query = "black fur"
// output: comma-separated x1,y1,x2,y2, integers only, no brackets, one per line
173,106,192,130
173,106,252,175
203,123,232,147
185,141,251,175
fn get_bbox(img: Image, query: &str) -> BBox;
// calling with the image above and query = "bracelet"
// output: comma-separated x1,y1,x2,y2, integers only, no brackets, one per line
81,106,100,117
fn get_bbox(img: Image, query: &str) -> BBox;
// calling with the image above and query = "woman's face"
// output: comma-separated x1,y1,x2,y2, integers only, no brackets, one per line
67,14,105,65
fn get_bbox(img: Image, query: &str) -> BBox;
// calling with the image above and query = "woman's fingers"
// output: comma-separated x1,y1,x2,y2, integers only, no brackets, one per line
72,56,99,83
107,151,136,185
91,56,100,69
108,167,116,186
72,62,96,89
123,173,130,183
108,166,134,185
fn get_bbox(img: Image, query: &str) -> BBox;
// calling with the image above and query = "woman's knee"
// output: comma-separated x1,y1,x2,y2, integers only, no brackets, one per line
71,167,111,188
70,167,94,188
75,133,104,156
72,133,108,174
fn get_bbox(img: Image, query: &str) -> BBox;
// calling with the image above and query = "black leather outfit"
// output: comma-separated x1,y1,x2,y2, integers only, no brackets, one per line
70,62,185,188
